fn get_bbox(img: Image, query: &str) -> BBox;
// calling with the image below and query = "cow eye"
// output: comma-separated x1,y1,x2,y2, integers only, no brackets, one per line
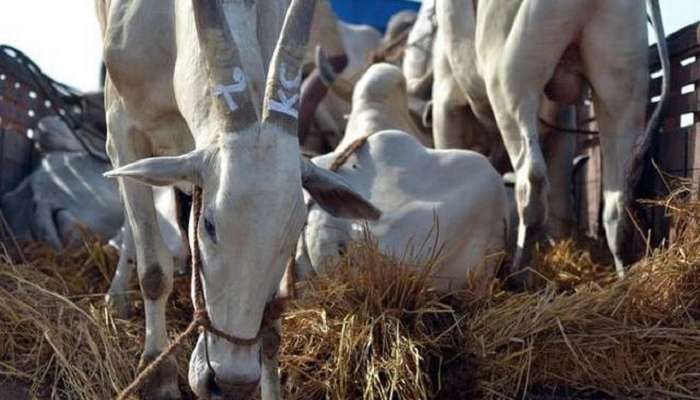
203,217,217,243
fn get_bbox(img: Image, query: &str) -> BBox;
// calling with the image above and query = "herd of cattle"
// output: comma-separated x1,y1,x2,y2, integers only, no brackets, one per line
0,0,669,399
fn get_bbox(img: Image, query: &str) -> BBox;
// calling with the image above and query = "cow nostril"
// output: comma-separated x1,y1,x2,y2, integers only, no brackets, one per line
206,373,259,400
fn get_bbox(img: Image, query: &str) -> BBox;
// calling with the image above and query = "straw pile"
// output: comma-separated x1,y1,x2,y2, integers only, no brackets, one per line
280,234,700,399
0,240,195,399
1,193,699,399
0,240,135,399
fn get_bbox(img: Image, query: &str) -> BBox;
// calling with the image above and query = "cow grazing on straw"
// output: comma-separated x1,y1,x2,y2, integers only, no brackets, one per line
433,0,670,277
296,62,508,294
97,0,379,398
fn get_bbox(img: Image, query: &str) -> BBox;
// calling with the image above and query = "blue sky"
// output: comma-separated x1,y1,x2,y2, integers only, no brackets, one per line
0,0,697,92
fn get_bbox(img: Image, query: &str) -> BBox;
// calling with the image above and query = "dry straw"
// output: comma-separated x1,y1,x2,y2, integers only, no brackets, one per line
1,191,699,399
0,240,195,399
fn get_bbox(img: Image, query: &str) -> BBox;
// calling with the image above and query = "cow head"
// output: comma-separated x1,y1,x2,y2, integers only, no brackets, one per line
105,0,379,398
295,187,367,280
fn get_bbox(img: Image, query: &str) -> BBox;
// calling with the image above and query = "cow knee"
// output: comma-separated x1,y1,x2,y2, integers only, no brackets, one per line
140,263,171,300
433,82,461,116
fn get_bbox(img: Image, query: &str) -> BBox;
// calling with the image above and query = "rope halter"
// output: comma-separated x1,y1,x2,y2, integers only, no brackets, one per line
116,186,287,400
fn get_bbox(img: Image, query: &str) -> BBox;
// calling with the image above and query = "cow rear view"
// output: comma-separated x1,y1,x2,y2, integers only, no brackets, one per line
434,0,669,277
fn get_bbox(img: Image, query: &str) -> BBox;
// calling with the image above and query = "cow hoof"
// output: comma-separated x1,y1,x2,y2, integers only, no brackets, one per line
138,354,181,400
105,292,134,319
507,225,547,291
503,268,533,292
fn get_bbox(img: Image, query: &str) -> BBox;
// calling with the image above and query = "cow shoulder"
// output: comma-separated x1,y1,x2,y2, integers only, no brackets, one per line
103,0,176,83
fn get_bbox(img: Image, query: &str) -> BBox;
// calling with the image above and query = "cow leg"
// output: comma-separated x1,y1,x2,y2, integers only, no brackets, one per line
106,98,180,399
484,76,549,275
106,224,136,318
120,179,180,399
500,114,548,276
31,202,64,250
541,102,577,240
432,41,474,150
581,5,648,277
485,71,572,273
260,320,282,400
55,209,85,247
482,5,586,274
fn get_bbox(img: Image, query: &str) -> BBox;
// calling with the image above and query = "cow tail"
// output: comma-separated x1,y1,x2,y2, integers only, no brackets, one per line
625,0,670,200
95,0,109,37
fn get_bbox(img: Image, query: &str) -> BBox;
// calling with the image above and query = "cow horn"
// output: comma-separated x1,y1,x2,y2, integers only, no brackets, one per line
193,0,258,131
315,47,354,102
262,0,318,133
298,50,349,143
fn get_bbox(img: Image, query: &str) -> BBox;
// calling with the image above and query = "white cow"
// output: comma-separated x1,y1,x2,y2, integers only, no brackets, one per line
308,8,436,153
0,151,122,248
300,20,383,153
433,0,669,277
402,0,435,130
295,62,507,294
1,114,122,249
97,1,378,399
299,8,423,155
316,51,431,149
338,63,425,148
297,130,507,293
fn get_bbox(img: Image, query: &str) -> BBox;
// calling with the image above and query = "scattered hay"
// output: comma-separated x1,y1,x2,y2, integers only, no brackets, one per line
467,259,700,398
530,237,616,290
0,238,138,399
280,232,700,399
0,237,195,400
1,194,699,399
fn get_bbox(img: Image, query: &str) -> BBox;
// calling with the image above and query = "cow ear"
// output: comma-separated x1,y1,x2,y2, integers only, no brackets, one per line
301,158,381,220
104,150,204,187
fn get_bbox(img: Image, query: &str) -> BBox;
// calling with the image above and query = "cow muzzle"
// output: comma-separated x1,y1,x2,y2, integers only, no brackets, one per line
205,370,259,400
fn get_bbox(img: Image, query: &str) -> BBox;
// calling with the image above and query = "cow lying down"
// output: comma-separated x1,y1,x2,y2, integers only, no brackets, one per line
295,130,508,293
1,151,122,249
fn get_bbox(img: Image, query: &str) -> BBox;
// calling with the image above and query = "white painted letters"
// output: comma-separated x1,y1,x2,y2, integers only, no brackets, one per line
213,67,247,111
268,63,301,118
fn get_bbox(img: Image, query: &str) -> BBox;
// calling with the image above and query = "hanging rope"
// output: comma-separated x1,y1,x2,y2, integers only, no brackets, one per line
539,117,599,136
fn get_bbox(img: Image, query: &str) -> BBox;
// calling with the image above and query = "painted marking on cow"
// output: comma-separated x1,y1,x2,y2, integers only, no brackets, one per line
268,63,301,118
213,67,247,112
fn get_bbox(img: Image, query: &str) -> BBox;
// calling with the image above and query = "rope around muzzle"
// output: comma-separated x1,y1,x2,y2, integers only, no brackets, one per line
116,186,287,400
